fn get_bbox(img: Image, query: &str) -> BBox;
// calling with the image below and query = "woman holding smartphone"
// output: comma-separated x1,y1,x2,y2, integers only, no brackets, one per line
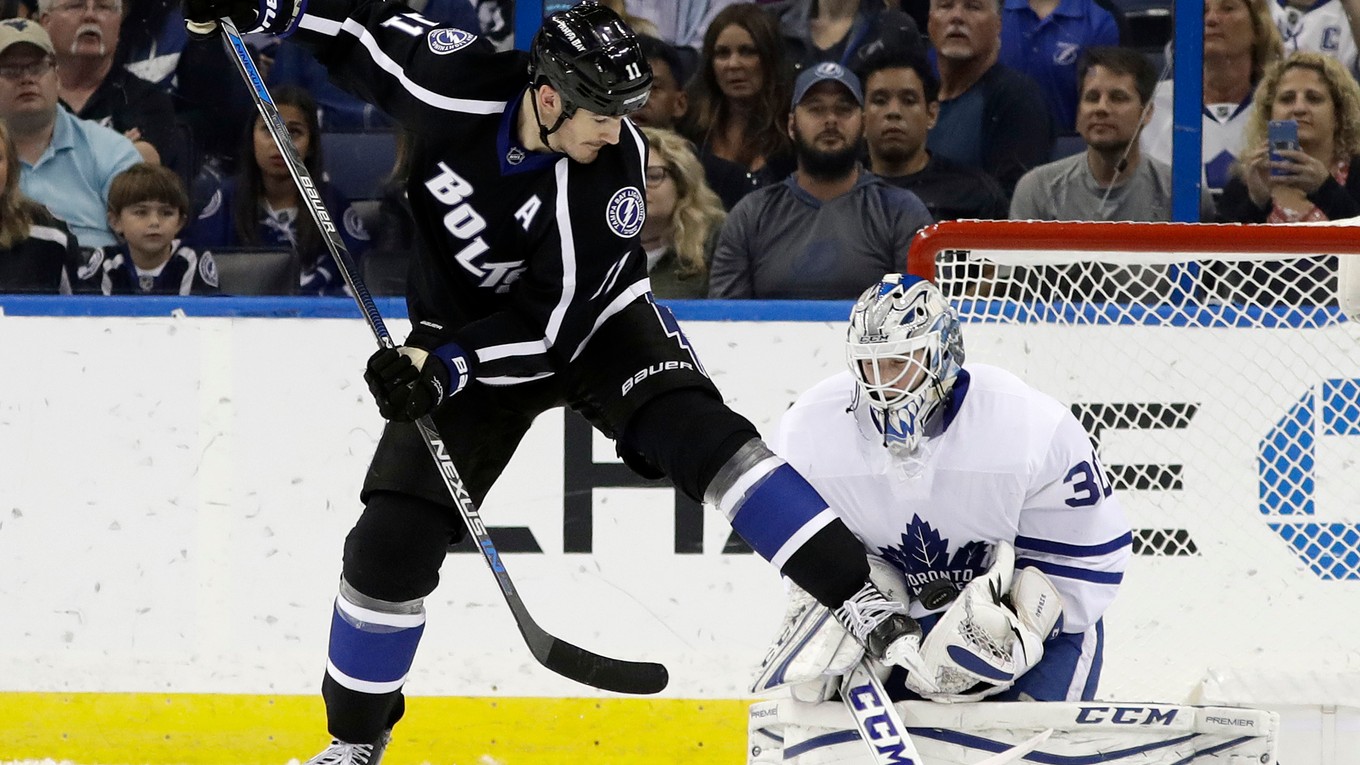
1218,51,1360,222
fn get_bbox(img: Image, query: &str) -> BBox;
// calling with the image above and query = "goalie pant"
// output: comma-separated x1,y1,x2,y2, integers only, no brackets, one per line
261,0,879,745
747,698,1280,765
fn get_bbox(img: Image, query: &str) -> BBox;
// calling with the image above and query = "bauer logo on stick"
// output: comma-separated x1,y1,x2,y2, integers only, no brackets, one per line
427,27,477,55
606,187,645,238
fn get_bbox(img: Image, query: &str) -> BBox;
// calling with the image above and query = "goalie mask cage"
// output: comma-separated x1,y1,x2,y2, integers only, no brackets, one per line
906,220,1360,708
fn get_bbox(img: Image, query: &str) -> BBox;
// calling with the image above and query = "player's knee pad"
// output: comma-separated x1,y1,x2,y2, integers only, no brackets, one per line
620,388,759,501
343,491,459,602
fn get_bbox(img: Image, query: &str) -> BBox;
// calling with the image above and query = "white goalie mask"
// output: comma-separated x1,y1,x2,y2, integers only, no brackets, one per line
846,274,964,454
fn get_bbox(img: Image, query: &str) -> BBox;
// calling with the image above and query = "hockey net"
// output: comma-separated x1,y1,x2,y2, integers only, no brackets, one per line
907,220,1360,706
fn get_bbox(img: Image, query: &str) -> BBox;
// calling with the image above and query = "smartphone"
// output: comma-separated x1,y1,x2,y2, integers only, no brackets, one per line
1268,119,1300,176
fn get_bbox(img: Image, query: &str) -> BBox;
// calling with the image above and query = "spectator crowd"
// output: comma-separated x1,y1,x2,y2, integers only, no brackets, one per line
1,0,1358,299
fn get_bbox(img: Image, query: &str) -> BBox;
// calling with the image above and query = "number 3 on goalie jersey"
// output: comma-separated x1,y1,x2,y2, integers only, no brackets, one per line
1064,451,1114,507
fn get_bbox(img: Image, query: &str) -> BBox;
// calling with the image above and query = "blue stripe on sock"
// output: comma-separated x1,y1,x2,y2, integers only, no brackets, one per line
729,464,830,562
328,604,425,685
1083,620,1105,700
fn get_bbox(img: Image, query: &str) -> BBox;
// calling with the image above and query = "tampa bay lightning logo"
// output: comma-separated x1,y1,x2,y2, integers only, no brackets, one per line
878,514,991,600
76,248,105,281
606,186,645,238
198,251,220,288
815,61,844,77
1053,41,1081,65
427,27,477,55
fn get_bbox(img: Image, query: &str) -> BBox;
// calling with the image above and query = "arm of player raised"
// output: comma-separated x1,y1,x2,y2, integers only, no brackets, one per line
1013,412,1133,633
267,0,511,132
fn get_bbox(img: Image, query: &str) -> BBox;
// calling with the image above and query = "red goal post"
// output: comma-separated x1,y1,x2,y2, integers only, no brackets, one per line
907,219,1360,278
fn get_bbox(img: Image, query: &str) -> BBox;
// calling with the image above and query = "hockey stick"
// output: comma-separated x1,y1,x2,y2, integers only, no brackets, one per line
841,658,1051,765
217,18,668,694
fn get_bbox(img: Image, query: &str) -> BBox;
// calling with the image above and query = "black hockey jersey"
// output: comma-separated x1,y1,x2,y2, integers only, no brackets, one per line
77,241,220,296
291,0,650,383
0,210,81,294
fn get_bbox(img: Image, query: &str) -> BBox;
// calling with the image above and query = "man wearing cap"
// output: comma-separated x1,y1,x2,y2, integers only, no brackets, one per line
37,0,184,172
709,61,933,299
0,17,139,248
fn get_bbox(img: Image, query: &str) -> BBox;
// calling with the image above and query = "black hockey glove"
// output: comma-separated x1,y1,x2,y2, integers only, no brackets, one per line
184,0,298,38
363,322,474,422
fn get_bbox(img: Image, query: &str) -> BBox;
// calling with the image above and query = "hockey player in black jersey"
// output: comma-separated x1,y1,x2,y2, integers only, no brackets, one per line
184,1,930,762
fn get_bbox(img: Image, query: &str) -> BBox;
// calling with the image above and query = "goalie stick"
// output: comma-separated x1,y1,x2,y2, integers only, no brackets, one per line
840,658,1051,765
217,17,668,695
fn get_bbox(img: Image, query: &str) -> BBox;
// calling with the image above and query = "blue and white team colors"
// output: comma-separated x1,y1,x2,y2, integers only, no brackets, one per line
1272,0,1360,76
1141,77,1254,195
774,363,1132,700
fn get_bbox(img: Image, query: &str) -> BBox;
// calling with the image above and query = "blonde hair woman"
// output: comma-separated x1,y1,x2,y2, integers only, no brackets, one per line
1140,0,1285,196
0,120,81,293
1220,52,1360,222
639,127,726,299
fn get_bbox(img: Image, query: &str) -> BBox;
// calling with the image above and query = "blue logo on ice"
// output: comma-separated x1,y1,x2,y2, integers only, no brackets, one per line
606,187,645,238
427,27,477,55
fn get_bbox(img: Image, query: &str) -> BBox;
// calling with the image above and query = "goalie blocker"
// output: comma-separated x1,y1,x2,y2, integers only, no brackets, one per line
746,698,1280,765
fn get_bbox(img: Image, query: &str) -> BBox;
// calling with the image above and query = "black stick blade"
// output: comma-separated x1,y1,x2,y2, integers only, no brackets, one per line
516,615,669,694
541,639,669,695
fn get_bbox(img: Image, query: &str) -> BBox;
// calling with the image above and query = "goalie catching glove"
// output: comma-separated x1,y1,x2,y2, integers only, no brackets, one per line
364,321,474,422
903,541,1066,702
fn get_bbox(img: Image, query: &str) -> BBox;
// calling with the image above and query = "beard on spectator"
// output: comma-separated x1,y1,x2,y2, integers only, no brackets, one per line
793,126,863,181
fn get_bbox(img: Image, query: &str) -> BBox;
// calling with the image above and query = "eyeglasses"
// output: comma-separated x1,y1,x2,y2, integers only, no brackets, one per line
0,57,54,81
645,166,674,186
52,0,121,14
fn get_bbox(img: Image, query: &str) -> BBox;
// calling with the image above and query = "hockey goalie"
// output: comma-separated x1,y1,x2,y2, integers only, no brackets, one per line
744,275,1280,764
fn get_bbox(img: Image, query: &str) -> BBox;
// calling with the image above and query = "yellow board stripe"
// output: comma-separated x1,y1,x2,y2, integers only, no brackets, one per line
0,693,752,765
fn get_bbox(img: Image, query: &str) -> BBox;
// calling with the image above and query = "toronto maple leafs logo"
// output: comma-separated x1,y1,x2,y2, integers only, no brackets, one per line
877,514,991,600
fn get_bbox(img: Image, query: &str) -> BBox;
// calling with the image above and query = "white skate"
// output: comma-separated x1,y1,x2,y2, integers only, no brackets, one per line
301,730,390,765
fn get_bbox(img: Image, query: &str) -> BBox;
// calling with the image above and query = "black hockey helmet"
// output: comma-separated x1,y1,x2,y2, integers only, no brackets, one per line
528,2,653,118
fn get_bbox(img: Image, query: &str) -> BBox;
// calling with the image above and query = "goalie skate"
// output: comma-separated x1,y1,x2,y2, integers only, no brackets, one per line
302,730,390,765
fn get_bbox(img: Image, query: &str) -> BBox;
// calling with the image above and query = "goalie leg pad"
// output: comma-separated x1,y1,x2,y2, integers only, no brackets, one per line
752,557,916,701
750,583,861,702
748,698,1280,765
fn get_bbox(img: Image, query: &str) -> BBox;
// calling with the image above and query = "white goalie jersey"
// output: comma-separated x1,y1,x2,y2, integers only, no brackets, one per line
773,364,1132,639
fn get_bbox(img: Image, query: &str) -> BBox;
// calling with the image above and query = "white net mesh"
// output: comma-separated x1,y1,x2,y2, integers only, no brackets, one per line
913,221,1360,702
